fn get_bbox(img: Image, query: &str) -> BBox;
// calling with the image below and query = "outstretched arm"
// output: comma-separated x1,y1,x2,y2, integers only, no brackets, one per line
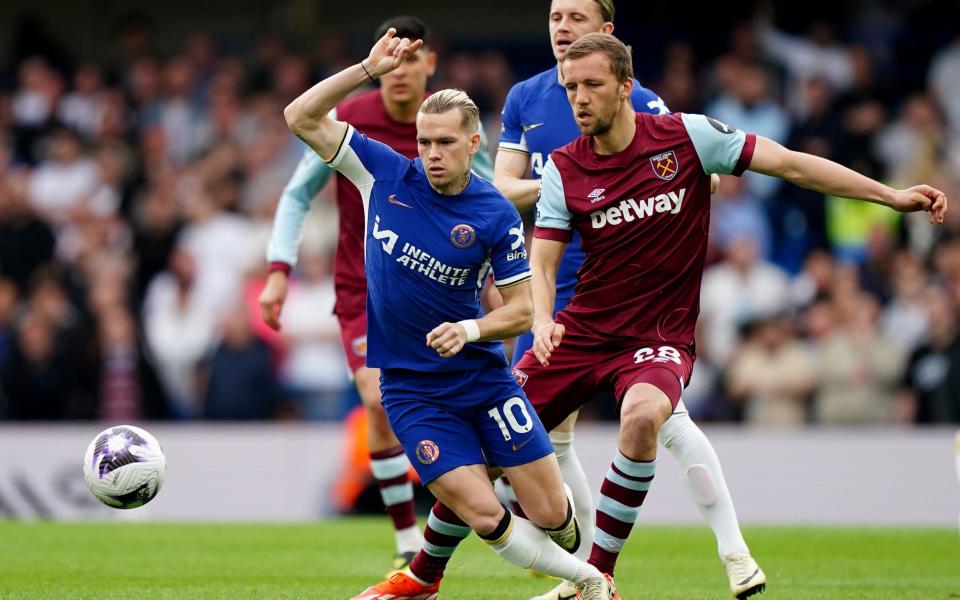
749,136,948,224
284,28,423,160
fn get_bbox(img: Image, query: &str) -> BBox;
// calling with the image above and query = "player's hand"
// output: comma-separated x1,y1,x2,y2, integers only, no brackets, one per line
532,320,564,367
258,271,289,331
426,322,467,358
891,185,948,224
363,27,424,79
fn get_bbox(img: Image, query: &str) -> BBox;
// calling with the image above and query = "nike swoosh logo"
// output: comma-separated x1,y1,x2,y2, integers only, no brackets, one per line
388,194,413,208
522,123,545,132
512,438,533,451
737,567,761,586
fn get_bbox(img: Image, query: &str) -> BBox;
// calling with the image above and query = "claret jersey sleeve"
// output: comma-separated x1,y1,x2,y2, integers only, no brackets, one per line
680,114,757,176
532,157,573,243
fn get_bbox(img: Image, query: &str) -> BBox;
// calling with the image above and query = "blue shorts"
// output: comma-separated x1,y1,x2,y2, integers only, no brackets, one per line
381,365,554,484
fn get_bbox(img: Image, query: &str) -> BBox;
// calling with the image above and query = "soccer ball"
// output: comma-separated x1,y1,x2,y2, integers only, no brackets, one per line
82,425,166,509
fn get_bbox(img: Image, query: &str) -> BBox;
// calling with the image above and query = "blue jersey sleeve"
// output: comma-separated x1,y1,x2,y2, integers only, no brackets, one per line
681,114,757,176
631,83,670,115
266,147,333,266
498,84,528,153
490,209,532,288
326,125,410,192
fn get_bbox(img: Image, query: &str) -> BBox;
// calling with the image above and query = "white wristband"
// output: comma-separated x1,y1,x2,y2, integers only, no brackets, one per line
458,319,480,343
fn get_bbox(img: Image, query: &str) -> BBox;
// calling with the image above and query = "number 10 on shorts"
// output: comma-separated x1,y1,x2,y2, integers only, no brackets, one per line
488,397,534,441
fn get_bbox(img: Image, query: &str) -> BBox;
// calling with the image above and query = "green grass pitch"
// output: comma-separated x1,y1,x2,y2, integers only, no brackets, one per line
1,519,958,598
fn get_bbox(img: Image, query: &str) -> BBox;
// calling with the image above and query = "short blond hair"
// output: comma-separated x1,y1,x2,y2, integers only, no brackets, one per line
564,32,633,83
593,0,615,23
419,89,480,132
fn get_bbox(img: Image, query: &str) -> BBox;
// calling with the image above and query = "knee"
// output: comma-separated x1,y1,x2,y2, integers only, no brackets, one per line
526,492,569,530
454,501,505,537
620,403,662,440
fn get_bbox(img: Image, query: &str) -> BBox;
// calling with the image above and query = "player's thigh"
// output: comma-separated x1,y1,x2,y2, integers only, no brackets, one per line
610,342,692,414
353,366,382,409
513,343,600,432
382,396,486,485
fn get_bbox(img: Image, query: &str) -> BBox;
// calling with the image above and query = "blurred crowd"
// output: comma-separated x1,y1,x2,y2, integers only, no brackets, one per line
1,8,959,425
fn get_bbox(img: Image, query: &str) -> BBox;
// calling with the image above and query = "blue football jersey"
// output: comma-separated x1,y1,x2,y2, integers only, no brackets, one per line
326,125,531,372
499,66,669,306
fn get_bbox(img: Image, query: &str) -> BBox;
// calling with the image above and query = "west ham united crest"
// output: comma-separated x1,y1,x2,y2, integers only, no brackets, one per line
513,369,528,387
351,335,367,358
416,440,440,464
650,150,679,181
450,223,476,248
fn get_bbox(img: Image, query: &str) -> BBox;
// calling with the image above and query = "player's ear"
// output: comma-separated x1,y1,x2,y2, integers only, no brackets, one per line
602,22,614,35
425,50,438,77
469,132,481,156
620,76,633,99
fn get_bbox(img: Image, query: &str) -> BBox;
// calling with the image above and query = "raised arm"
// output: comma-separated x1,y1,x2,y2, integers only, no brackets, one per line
749,136,948,224
284,28,423,160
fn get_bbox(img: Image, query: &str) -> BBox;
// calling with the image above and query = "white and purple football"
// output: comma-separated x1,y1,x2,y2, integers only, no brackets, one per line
82,425,166,509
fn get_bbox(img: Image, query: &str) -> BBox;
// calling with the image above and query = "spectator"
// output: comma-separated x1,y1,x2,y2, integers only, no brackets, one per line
706,60,790,200
899,286,960,424
814,291,905,424
727,313,816,425
27,125,110,228
278,250,349,419
57,64,107,141
142,247,215,417
0,170,55,290
700,235,791,366
202,304,276,420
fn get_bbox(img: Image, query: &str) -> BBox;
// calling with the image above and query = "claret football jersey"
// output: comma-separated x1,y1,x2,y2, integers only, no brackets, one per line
534,112,756,346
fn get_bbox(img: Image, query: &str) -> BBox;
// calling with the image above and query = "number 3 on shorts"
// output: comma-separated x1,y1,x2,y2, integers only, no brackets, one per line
487,397,534,441
634,345,682,364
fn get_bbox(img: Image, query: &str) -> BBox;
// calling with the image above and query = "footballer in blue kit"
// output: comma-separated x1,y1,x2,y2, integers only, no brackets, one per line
324,123,553,482
284,25,620,600
498,61,668,364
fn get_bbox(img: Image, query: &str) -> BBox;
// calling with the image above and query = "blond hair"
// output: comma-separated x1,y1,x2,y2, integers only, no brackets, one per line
563,32,633,82
419,89,480,132
593,0,615,23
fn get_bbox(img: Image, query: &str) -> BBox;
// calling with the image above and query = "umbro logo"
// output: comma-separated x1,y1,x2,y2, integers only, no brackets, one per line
388,194,413,208
522,123,545,132
588,188,606,203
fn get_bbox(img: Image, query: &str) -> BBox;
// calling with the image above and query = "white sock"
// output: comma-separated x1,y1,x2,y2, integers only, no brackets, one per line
659,408,749,557
485,513,600,584
395,525,422,555
550,430,594,561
